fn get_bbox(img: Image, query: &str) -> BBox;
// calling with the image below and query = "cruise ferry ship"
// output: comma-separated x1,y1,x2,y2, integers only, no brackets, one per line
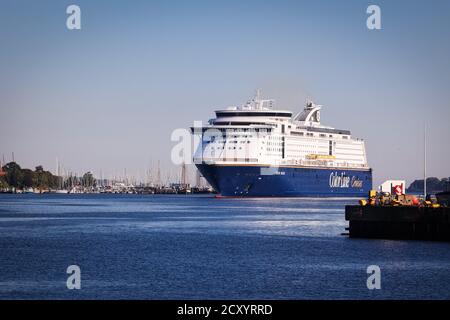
192,92,372,197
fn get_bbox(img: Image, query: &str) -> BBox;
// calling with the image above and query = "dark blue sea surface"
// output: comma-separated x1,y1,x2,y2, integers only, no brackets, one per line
0,194,449,299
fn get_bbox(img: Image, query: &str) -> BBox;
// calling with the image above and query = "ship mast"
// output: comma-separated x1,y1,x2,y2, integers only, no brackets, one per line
181,162,187,186
424,123,427,198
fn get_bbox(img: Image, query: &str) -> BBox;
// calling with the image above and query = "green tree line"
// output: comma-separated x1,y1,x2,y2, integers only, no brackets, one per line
0,162,60,190
0,162,97,191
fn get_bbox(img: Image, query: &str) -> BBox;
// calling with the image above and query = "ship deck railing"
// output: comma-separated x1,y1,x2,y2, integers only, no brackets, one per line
193,157,369,169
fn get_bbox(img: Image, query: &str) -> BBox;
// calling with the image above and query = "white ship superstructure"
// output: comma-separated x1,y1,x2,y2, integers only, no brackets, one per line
194,92,369,169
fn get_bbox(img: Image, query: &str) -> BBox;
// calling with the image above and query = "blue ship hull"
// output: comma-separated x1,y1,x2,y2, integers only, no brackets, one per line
196,163,372,197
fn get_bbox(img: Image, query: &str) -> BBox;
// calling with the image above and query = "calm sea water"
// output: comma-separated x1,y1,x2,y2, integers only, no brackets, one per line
0,194,449,300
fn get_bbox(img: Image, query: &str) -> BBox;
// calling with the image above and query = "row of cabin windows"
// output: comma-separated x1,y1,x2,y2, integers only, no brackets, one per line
218,128,272,133
290,131,349,140
226,140,251,144
231,135,253,138
210,141,251,149
207,139,252,144
211,146,248,151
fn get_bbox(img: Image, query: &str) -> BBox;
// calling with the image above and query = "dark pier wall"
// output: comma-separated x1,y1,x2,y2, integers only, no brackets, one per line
345,205,450,241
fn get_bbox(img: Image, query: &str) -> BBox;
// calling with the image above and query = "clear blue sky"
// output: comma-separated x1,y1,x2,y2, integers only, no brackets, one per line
1,0,449,186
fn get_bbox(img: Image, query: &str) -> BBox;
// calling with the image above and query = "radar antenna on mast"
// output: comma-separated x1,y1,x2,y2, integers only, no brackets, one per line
248,89,275,110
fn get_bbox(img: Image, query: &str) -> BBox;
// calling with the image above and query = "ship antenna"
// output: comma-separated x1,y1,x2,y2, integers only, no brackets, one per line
255,89,261,101
255,89,262,109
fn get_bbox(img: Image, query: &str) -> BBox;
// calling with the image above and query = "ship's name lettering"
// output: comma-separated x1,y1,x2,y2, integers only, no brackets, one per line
329,172,350,188
351,177,363,188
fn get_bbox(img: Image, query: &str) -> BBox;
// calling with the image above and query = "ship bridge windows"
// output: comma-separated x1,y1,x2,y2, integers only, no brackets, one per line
213,121,276,127
215,111,292,118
